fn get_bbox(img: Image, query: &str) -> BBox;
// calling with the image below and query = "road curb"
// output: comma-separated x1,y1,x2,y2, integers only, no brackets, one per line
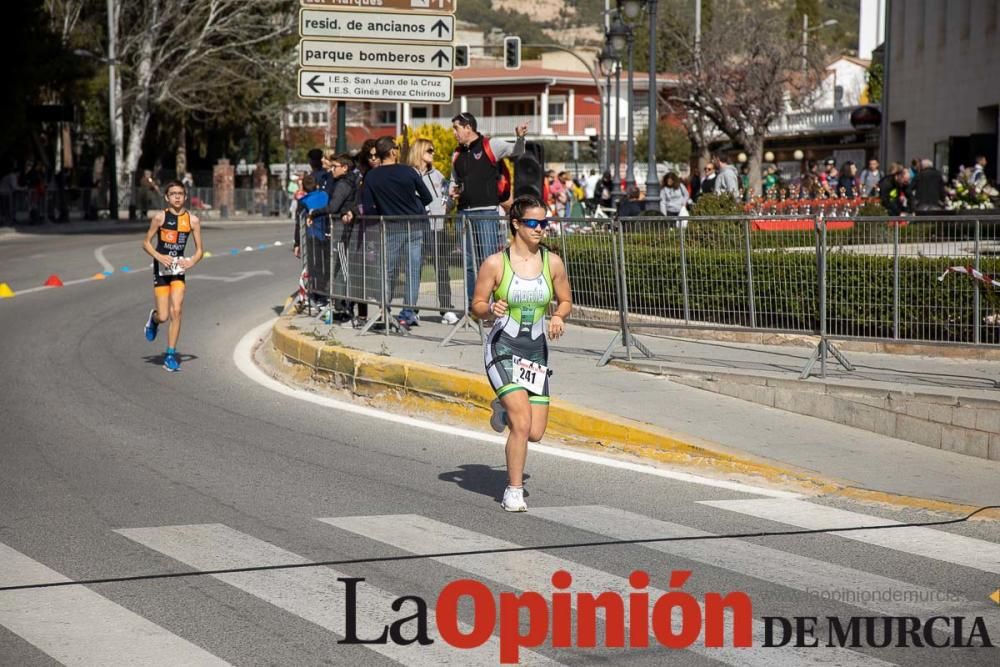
269,315,1000,520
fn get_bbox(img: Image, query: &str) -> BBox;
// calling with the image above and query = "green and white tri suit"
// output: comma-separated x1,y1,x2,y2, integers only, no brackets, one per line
484,248,554,404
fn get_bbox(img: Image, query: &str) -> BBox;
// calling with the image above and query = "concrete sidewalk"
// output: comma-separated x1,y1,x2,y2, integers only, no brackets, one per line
272,311,1000,512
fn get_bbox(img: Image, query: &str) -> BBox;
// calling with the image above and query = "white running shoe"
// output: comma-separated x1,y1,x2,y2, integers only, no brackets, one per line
441,311,459,325
501,486,527,512
489,398,508,433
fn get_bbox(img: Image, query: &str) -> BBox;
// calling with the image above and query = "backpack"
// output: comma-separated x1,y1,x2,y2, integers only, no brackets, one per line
452,136,513,202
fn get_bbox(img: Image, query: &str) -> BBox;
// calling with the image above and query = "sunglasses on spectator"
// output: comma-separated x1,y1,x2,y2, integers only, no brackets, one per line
519,218,550,230
426,148,435,154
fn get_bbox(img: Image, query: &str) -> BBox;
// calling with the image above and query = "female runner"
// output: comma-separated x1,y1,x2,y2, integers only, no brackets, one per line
470,195,572,512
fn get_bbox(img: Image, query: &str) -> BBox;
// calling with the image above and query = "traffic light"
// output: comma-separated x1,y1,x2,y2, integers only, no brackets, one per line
455,44,469,69
588,134,599,158
504,36,521,70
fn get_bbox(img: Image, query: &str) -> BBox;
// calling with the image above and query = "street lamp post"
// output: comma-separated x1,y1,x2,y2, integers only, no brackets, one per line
598,43,617,176
620,0,660,210
802,16,838,75
608,30,623,205
609,12,636,196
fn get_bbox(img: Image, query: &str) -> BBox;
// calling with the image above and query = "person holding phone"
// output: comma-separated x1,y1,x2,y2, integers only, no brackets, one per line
470,195,572,513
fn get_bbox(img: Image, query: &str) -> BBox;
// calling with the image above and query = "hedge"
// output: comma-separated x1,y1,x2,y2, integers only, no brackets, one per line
561,232,1000,344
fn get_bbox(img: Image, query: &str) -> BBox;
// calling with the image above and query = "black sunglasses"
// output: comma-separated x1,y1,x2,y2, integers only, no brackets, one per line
520,218,550,230
426,148,435,154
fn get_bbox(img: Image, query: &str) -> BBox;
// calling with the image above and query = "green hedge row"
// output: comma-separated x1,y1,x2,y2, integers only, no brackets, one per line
561,235,1000,343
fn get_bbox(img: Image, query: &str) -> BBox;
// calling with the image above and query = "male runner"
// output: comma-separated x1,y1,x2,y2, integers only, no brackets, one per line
142,180,203,371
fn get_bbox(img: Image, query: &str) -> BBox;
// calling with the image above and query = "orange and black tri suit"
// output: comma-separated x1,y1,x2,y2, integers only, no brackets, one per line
153,209,191,290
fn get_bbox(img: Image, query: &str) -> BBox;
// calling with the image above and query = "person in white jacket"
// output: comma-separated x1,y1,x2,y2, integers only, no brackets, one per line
659,172,690,217
408,138,458,324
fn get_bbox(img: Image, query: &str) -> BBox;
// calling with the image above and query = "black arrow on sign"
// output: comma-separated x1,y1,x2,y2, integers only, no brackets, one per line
431,19,449,38
431,50,450,68
306,75,324,94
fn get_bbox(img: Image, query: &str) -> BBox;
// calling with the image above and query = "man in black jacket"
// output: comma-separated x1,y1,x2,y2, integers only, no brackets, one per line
449,112,527,308
361,136,433,327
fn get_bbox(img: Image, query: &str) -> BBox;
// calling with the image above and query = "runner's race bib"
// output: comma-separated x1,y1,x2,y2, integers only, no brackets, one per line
512,355,547,394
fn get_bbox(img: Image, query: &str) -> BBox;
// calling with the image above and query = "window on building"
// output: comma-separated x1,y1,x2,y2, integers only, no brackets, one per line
293,112,304,125
495,99,535,117
374,104,397,125
411,106,429,119
548,97,566,123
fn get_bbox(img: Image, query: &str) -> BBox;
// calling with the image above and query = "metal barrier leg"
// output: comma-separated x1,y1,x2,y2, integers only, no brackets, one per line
800,337,854,379
800,216,853,379
440,214,484,347
596,218,653,366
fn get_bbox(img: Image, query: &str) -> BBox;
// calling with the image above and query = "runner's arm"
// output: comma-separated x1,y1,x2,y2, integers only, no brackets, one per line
183,215,204,269
470,253,504,320
547,253,572,339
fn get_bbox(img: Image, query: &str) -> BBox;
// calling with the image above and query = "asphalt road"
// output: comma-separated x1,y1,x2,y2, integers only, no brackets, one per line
0,222,998,666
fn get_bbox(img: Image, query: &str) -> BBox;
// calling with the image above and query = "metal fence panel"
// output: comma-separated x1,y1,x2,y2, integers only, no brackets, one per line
824,214,1000,345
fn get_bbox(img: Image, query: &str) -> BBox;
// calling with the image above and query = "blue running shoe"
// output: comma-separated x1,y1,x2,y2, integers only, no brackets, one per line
144,309,159,341
163,352,180,372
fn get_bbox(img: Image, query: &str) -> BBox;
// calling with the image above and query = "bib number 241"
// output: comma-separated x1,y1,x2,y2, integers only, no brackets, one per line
512,355,546,394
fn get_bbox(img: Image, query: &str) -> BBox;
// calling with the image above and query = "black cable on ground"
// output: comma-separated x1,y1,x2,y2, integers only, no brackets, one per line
1,505,996,593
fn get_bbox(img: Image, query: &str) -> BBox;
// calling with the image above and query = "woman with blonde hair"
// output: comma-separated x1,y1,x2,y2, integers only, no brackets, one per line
406,138,457,323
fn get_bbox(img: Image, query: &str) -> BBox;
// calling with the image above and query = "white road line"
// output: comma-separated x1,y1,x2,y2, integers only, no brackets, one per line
0,542,229,666
235,318,801,500
531,505,997,622
94,243,116,273
116,523,558,666
319,514,892,667
699,498,1000,574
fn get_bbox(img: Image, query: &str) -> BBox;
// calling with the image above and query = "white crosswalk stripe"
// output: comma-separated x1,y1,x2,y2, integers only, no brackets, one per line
319,513,894,667
115,523,560,666
530,505,1000,632
698,498,1000,574
0,542,229,666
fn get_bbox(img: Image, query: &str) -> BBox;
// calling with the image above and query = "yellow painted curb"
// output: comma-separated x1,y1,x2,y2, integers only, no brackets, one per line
270,316,1000,519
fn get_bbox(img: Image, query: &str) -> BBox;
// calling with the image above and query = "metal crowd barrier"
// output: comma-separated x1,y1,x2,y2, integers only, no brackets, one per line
297,208,1000,377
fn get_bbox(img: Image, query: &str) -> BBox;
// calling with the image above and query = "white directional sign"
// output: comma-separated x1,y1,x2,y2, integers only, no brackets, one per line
299,39,454,73
300,10,454,43
298,70,453,103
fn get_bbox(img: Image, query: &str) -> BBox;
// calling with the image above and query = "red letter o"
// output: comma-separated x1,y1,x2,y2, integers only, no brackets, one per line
436,579,496,649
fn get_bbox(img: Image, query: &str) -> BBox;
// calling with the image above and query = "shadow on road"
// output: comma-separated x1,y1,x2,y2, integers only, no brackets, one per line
438,464,530,503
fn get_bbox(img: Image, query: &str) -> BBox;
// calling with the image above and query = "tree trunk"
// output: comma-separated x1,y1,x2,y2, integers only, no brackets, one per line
120,28,155,214
175,122,187,180
746,134,764,199
122,109,149,212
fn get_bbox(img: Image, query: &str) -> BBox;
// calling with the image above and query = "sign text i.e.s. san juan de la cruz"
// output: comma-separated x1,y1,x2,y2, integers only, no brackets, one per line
297,0,456,103
298,70,452,103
